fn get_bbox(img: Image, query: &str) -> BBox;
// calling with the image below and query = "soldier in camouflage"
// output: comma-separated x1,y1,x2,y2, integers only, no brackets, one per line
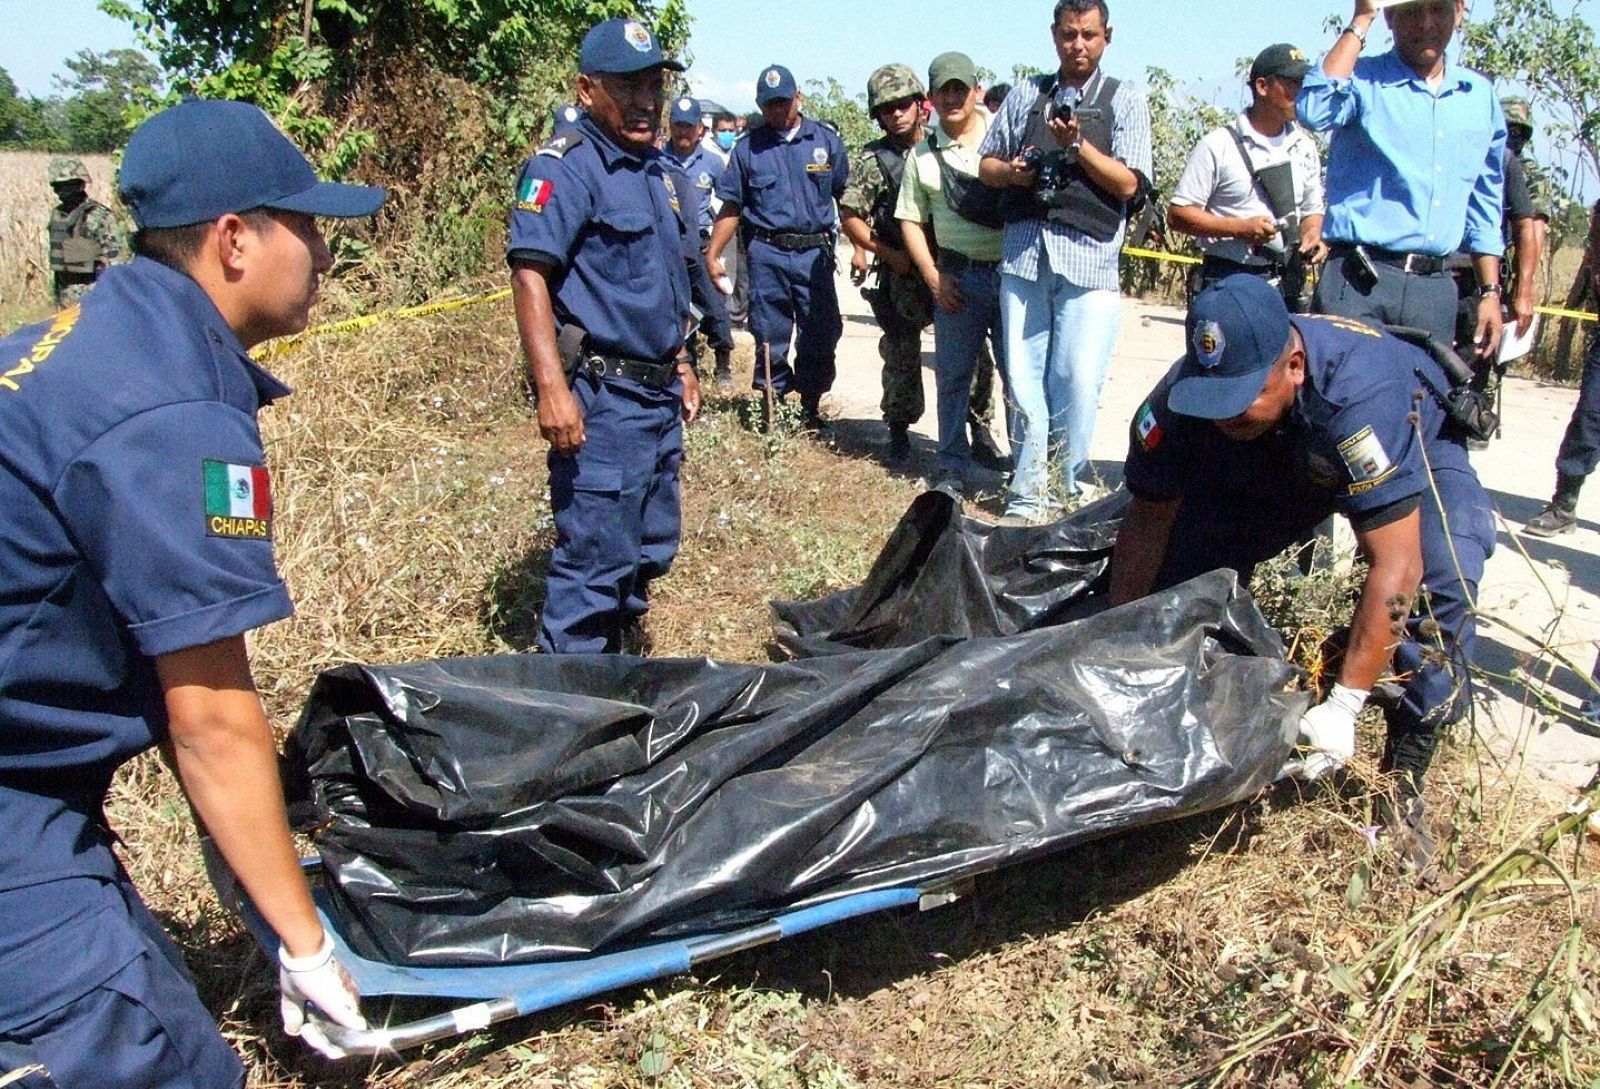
839,64,933,465
46,156,126,308
1500,96,1553,338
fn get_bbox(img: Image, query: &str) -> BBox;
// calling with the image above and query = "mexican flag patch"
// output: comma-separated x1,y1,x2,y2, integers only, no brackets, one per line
203,460,273,539
1135,404,1163,452
516,176,554,213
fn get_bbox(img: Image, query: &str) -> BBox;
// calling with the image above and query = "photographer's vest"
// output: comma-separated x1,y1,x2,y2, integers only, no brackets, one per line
48,201,103,276
1014,73,1125,242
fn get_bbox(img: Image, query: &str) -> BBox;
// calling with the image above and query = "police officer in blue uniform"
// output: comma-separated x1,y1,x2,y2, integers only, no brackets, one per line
509,17,702,655
0,99,383,1087
1109,275,1495,867
706,64,848,430
665,94,736,390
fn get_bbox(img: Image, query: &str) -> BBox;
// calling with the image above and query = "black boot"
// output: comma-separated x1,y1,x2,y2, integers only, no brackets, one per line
713,348,733,392
884,422,912,466
969,425,1011,473
800,393,832,440
1525,473,1583,537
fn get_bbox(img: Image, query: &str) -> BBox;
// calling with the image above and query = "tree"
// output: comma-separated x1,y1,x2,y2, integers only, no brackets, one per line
0,67,27,143
55,49,163,152
801,77,873,155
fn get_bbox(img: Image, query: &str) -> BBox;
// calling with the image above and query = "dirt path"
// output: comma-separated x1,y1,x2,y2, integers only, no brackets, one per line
803,261,1600,793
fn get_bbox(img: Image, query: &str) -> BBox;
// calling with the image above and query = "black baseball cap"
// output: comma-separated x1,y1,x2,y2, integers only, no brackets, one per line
1250,43,1310,82
118,99,386,230
1168,275,1293,420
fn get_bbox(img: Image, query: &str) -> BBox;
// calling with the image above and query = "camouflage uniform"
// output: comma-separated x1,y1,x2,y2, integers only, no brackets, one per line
841,65,934,429
47,157,126,307
1501,98,1557,223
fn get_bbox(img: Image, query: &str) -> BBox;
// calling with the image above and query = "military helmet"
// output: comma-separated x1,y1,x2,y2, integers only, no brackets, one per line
1501,96,1534,133
867,64,925,113
48,156,90,186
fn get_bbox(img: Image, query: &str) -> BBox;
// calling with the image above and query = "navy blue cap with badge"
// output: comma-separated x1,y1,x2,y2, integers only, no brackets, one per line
671,96,702,124
756,65,798,105
118,98,386,229
579,17,685,75
1168,274,1293,420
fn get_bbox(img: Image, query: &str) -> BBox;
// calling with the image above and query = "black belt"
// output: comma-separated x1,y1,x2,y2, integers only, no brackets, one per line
1332,243,1446,276
752,227,831,251
573,352,678,390
937,251,1001,273
1201,253,1281,278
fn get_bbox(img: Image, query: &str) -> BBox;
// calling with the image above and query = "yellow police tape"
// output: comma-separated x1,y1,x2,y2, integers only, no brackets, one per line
252,250,1597,359
253,287,511,359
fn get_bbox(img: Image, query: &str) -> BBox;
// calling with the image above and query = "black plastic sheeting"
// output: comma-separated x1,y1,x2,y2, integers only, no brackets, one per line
773,490,1127,656
289,487,1303,966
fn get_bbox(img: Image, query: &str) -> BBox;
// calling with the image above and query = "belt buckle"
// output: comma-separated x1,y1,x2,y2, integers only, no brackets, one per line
1402,253,1425,274
584,355,607,379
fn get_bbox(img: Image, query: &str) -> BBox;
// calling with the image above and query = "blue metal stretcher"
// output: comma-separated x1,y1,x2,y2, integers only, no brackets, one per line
247,862,968,1056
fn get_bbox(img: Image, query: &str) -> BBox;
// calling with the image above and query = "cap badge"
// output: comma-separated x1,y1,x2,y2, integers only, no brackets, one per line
1289,48,1305,61
678,97,693,111
623,21,653,51
1194,321,1226,369
764,69,782,88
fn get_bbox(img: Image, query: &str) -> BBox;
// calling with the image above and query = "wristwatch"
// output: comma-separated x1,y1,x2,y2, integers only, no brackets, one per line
1475,282,1503,298
1342,22,1369,46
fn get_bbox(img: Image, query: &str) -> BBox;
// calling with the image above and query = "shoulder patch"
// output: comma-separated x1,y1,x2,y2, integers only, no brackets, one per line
537,131,585,159
204,460,273,540
1135,402,1163,452
1337,426,1396,494
515,175,555,214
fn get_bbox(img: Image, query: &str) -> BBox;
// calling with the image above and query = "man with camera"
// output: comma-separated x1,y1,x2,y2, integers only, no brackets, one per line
1297,0,1505,364
1168,44,1327,310
978,0,1151,523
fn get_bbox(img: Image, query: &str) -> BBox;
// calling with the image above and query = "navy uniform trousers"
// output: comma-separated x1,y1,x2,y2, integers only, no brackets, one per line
1554,330,1600,483
1152,463,1495,780
746,238,842,400
539,373,683,654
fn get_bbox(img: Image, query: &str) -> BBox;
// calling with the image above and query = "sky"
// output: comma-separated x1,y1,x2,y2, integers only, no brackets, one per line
6,0,1599,186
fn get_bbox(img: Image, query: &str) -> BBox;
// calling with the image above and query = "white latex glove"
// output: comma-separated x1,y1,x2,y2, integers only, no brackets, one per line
1287,683,1367,782
197,835,241,914
279,930,367,1059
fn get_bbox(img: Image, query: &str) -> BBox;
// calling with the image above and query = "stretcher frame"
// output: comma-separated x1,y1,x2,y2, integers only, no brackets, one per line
247,861,974,1056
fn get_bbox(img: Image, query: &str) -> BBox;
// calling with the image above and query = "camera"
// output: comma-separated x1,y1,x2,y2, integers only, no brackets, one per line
1018,145,1071,197
1047,102,1103,126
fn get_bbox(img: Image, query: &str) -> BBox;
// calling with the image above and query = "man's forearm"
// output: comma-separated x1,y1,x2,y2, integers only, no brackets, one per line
1322,12,1376,79
901,219,938,287
1343,514,1424,692
1109,496,1180,605
839,213,880,255
705,208,739,265
1168,204,1262,241
511,263,567,398
158,637,324,958
1074,141,1138,203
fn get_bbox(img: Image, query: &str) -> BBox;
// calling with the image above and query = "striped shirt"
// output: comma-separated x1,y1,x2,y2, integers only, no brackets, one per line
978,68,1153,291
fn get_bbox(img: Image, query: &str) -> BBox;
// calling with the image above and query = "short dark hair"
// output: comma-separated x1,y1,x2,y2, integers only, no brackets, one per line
983,83,1012,108
1052,0,1109,26
131,208,275,273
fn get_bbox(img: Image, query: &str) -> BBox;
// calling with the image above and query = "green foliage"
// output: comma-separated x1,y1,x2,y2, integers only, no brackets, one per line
1460,0,1600,192
0,66,69,149
56,49,164,152
1142,65,1229,203
801,77,874,156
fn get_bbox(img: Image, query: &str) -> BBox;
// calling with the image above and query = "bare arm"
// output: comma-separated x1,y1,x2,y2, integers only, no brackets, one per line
158,636,323,959
1298,213,1328,263
980,154,1036,189
1469,253,1505,363
1322,2,1380,79
511,261,584,455
1167,203,1277,246
1511,216,1545,335
704,205,740,278
1341,509,1425,692
1109,496,1181,606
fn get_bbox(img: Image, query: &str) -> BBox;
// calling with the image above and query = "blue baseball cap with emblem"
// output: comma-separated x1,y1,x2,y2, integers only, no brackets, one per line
579,17,685,75
118,99,386,229
670,96,702,124
756,64,798,105
1169,274,1293,420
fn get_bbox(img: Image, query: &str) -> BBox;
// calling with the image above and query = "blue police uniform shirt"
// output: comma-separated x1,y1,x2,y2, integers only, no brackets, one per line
507,115,693,364
713,117,847,234
1124,313,1472,526
1297,50,1506,258
666,142,724,236
0,256,293,1026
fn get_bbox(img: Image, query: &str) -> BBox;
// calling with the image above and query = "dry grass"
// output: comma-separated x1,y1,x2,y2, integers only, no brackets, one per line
88,295,1599,1089
0,150,119,323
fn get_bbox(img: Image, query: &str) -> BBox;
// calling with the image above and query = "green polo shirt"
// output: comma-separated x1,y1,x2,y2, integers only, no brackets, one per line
894,109,1004,263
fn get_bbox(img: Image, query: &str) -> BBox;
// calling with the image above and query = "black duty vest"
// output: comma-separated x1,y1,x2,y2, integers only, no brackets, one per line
867,139,911,249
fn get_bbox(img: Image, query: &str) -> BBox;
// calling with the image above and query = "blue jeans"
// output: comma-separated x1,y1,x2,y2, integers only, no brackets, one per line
999,270,1122,515
933,261,1004,478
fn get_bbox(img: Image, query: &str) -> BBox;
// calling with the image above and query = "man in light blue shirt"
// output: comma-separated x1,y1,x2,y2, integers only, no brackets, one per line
1297,0,1505,363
